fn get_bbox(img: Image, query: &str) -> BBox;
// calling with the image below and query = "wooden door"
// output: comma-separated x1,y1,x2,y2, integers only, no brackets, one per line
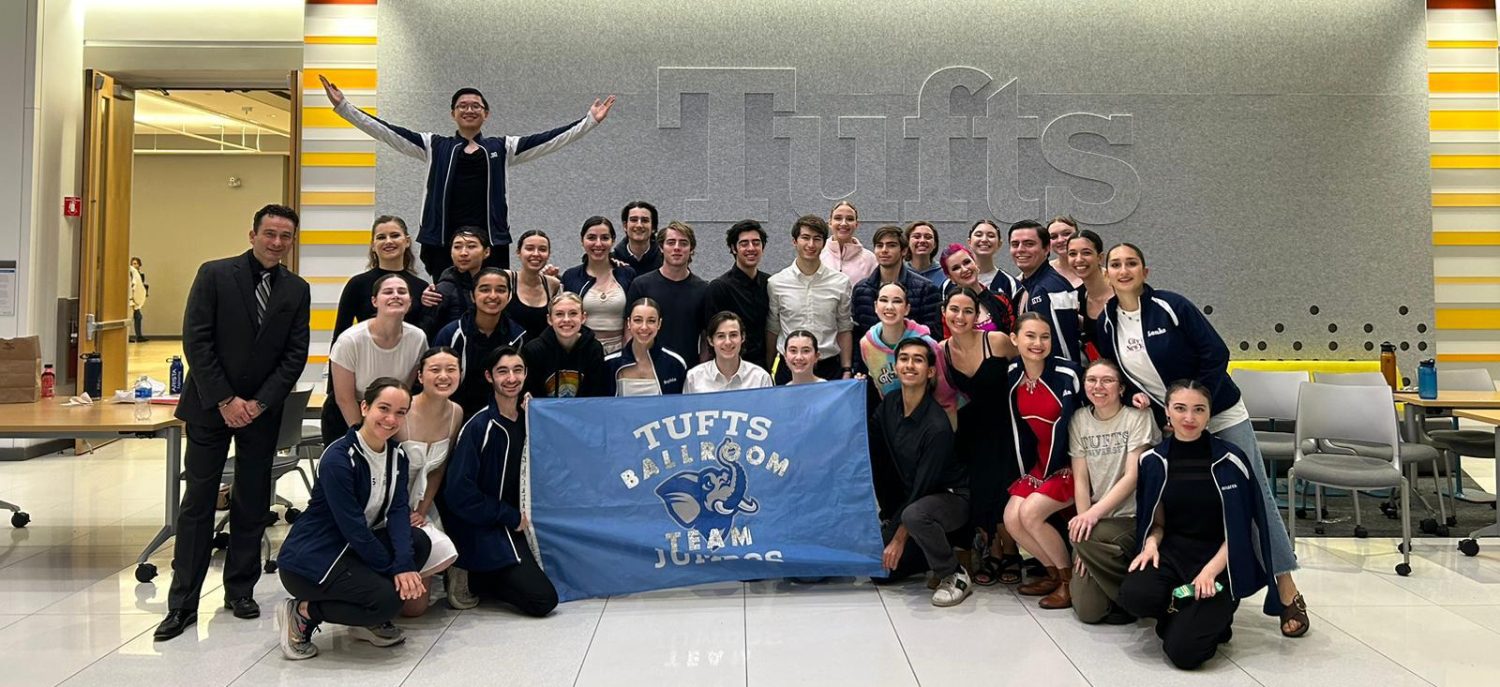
79,70,135,397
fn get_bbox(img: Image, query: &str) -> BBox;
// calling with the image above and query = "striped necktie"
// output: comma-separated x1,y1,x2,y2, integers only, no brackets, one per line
255,271,272,327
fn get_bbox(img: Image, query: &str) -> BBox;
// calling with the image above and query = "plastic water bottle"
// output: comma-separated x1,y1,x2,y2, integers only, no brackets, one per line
134,375,152,420
167,356,184,395
41,364,56,399
1417,359,1438,400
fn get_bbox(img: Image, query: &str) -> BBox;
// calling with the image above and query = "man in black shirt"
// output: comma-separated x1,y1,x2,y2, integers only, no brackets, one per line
626,221,708,361
871,338,972,607
703,220,771,367
611,201,663,274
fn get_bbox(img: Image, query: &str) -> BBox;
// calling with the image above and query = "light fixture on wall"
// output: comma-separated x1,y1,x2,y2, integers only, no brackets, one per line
227,176,242,188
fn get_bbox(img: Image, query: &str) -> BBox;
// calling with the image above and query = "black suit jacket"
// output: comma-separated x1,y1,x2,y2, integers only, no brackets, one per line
176,250,311,426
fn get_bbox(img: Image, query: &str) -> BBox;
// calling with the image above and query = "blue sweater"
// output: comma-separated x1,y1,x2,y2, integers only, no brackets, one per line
440,403,528,571
1094,284,1242,426
333,99,601,249
1006,357,1082,478
278,430,414,583
1136,435,1280,615
851,265,943,345
604,342,689,394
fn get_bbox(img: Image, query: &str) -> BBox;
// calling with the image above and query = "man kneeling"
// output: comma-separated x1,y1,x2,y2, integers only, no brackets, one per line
871,338,972,607
439,346,559,616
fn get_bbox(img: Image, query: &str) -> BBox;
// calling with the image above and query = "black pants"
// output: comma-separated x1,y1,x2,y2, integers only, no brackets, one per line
132,309,144,340
168,413,282,611
468,550,559,617
281,528,432,627
879,492,969,581
1117,544,1238,670
420,242,509,283
771,354,844,385
320,397,351,447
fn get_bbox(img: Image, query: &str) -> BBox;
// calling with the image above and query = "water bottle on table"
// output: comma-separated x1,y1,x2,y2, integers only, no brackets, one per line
134,375,152,420
1417,359,1438,400
166,356,184,395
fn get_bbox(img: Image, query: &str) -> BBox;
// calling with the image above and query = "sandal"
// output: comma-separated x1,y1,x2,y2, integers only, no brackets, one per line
997,554,1024,586
972,555,1004,587
1280,593,1310,638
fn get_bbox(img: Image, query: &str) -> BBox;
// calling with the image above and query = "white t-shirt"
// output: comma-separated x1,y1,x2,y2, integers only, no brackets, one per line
354,430,398,529
1115,307,1251,434
1114,307,1168,404
1068,405,1160,518
329,320,427,397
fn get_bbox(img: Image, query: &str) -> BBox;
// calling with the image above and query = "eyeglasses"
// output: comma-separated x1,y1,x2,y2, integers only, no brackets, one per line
454,104,486,112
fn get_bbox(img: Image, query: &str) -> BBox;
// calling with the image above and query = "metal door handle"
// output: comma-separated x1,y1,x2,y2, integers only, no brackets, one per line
85,313,130,342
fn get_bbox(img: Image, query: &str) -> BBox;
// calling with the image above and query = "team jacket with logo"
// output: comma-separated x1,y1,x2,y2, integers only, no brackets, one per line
604,342,689,394
441,403,527,571
1006,357,1083,479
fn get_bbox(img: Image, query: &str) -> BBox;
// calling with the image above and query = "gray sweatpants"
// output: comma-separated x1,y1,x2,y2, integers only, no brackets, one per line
885,491,970,579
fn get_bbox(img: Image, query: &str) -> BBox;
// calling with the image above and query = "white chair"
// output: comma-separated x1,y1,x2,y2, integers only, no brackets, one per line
1288,382,1412,576
1312,371,1451,535
1231,369,1310,506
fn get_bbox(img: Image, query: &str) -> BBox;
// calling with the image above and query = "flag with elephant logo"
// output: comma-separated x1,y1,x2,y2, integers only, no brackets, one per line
524,380,885,601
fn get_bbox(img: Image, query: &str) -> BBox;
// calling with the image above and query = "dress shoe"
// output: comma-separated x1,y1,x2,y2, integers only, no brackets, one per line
225,596,260,619
153,609,197,641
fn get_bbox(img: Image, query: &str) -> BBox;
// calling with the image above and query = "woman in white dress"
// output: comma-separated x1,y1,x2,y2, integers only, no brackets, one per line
396,347,463,616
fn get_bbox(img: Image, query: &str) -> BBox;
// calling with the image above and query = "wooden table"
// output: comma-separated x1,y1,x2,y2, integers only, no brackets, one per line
0,401,184,583
1394,391,1500,501
1452,409,1500,549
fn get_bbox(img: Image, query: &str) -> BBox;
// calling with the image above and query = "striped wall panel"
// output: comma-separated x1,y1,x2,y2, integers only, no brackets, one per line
300,0,380,384
1427,1,1500,374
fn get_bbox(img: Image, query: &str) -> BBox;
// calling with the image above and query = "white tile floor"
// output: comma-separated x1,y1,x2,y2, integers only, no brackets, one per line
1,438,1498,686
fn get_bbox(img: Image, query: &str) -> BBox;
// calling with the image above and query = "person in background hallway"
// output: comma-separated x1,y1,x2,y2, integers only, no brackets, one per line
561,216,635,354
1095,242,1308,638
440,347,560,616
626,221,709,362
276,379,433,660
510,230,564,340
821,200,876,291
332,215,438,346
1118,381,1275,670
1047,215,1083,288
322,274,427,446
129,257,149,342
612,200,663,274
870,338,973,607
1068,358,1158,624
320,74,614,278
156,204,310,642
703,220,772,368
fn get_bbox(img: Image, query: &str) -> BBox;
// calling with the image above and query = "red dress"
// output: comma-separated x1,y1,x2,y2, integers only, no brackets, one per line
1008,377,1075,502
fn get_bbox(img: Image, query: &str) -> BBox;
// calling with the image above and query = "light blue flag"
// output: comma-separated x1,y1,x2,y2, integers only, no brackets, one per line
525,380,886,601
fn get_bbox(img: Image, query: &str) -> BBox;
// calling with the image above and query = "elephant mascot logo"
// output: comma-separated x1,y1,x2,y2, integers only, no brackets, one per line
654,437,761,545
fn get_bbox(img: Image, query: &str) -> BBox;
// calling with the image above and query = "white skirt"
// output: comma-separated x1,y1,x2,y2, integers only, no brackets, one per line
418,522,458,577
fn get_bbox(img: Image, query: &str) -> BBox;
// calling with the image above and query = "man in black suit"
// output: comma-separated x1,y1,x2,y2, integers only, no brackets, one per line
155,204,311,641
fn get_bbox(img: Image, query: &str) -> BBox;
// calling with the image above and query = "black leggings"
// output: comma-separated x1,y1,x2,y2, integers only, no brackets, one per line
281,528,432,627
467,550,559,618
1117,543,1237,670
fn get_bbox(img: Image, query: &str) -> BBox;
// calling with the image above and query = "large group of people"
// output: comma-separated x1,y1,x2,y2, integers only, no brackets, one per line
151,83,1312,672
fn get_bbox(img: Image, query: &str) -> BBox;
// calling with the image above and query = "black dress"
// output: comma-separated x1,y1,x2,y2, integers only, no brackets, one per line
945,334,1015,532
507,277,557,341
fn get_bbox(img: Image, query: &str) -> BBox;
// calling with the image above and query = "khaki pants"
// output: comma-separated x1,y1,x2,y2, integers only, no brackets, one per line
1072,516,1136,623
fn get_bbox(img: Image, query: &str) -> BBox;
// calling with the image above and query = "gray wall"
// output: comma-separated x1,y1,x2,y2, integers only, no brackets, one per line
376,0,1433,364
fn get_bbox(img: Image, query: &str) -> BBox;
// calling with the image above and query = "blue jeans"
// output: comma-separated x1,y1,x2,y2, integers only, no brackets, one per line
1214,419,1299,577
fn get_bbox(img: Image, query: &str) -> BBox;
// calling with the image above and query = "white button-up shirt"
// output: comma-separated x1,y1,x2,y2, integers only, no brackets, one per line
767,261,853,360
683,359,773,393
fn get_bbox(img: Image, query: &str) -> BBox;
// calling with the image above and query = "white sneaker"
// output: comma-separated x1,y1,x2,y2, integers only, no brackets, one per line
446,567,478,610
276,598,319,660
931,567,973,607
348,621,406,647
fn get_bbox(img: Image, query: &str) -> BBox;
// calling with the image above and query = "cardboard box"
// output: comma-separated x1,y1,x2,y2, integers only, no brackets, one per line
0,336,40,404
